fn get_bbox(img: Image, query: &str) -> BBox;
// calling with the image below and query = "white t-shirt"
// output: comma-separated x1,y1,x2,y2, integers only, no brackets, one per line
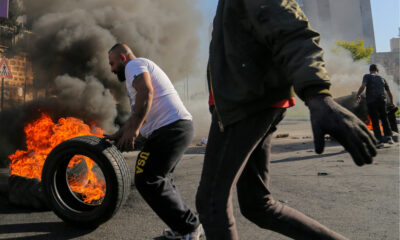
124,58,192,138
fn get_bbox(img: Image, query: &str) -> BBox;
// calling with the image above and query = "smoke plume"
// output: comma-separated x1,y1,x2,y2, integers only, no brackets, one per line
23,0,202,131
0,0,203,165
322,40,399,102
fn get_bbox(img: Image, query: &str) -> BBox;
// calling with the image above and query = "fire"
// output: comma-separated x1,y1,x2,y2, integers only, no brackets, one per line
365,116,383,131
9,113,106,203
67,155,106,204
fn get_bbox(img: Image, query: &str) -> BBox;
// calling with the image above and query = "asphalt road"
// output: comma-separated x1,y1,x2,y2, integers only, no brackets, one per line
0,119,399,240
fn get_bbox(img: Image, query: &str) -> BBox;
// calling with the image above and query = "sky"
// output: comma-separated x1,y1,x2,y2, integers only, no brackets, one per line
370,0,399,52
198,0,400,53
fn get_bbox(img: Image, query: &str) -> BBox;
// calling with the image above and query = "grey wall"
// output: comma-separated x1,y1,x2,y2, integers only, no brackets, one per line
299,0,376,50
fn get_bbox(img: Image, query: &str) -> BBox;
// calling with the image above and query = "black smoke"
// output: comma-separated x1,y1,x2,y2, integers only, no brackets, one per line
0,0,203,166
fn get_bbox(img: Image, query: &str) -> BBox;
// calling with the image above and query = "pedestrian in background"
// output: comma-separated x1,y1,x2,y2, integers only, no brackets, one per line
356,64,395,147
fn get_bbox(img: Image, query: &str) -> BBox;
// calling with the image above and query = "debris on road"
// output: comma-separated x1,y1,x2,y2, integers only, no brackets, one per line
196,138,208,146
276,133,289,138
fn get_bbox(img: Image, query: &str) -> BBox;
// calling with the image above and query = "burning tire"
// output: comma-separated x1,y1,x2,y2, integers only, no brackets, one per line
42,135,130,227
8,175,48,210
8,157,87,210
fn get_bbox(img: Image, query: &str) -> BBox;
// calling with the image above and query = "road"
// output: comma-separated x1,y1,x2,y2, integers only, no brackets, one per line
0,119,399,240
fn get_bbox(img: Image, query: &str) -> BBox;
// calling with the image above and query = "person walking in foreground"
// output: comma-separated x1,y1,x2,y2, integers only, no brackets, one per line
106,43,203,240
196,0,377,239
356,64,395,147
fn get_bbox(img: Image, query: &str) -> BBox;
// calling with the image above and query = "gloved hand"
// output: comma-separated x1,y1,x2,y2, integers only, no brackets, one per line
307,95,377,166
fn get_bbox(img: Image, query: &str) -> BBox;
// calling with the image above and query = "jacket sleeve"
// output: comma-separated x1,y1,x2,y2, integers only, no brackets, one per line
244,0,331,101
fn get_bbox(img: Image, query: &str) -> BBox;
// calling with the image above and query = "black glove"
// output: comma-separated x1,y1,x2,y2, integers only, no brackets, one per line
307,95,377,166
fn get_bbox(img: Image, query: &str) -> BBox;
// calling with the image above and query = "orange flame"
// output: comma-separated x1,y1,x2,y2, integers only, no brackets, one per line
365,116,383,131
67,155,106,204
9,113,106,203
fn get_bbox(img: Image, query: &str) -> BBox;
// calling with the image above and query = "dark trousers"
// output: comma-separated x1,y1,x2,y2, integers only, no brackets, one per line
134,120,200,234
367,100,393,142
196,109,348,240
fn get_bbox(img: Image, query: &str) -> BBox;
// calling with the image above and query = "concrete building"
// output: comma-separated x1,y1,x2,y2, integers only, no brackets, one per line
374,30,400,85
296,1,398,87
298,0,376,50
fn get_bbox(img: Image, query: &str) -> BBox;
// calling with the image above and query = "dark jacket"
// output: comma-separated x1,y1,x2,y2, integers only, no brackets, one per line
208,0,332,127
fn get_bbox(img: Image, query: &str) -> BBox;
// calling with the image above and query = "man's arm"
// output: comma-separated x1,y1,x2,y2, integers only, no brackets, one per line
383,79,394,105
356,83,367,102
115,72,154,151
386,88,394,105
244,0,331,101
129,72,154,131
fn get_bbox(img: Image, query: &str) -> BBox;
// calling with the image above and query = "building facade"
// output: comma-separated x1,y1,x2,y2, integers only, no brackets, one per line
0,26,35,110
374,32,400,85
298,0,376,49
0,51,35,110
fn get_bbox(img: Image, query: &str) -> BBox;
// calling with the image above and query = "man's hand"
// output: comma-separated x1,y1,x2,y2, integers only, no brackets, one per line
307,95,377,166
104,131,122,142
104,129,138,152
356,95,361,103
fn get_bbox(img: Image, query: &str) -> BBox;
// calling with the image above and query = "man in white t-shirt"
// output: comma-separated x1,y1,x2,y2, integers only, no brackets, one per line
106,43,203,240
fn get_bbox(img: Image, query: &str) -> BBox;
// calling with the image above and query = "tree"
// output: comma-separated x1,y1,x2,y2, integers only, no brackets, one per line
334,39,374,62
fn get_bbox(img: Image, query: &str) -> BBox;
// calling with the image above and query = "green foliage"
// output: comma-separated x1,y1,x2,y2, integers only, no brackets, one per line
334,39,374,62
396,106,400,116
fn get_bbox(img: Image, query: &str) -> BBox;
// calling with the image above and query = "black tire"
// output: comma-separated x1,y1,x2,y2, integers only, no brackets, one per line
42,135,131,227
8,175,49,210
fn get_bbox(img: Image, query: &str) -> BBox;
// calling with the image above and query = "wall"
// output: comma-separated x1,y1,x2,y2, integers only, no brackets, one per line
0,52,35,110
374,39,400,85
301,0,376,49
